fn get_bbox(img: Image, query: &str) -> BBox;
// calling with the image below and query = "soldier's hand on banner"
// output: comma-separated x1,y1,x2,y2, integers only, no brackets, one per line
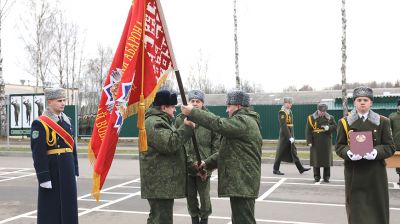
347,150,362,161
289,137,295,144
193,161,206,171
184,118,196,129
39,181,52,189
363,149,377,160
322,125,329,131
181,105,193,116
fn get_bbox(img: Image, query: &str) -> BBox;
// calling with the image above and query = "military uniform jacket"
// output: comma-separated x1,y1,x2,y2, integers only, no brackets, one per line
30,110,79,224
389,110,400,150
140,108,193,199
189,107,262,198
305,111,337,167
175,110,220,176
276,108,299,162
335,110,395,224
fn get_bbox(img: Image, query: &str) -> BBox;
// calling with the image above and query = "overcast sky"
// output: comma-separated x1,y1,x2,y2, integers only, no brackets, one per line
3,0,400,92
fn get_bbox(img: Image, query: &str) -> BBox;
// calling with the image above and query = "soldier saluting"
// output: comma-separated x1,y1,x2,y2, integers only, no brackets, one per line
305,102,337,182
30,87,79,224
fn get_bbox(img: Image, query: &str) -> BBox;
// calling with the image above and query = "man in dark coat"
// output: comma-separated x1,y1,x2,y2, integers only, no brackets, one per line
35,98,44,116
175,90,219,224
11,99,20,126
305,102,337,182
30,87,79,224
140,90,194,224
335,86,395,224
273,97,310,175
23,99,32,124
181,90,262,224
389,98,400,185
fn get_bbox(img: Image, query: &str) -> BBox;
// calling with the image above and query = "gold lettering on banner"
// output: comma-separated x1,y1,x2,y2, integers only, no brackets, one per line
122,21,143,73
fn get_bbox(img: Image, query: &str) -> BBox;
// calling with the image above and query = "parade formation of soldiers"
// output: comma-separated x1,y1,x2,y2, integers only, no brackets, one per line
29,86,399,224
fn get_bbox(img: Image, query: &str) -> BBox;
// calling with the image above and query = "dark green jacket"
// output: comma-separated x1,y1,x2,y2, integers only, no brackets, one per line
305,111,337,167
176,110,220,176
189,107,262,198
276,108,299,162
389,110,400,150
140,108,193,199
335,110,395,224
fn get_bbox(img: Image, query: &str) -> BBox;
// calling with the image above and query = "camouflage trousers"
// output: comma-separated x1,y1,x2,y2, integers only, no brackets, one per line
230,197,256,224
147,199,174,224
186,175,212,219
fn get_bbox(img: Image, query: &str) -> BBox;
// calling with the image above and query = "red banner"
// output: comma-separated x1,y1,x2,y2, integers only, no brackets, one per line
90,0,175,201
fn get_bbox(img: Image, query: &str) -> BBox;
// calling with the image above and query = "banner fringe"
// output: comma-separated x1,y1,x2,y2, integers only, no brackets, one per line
88,139,96,165
91,172,101,202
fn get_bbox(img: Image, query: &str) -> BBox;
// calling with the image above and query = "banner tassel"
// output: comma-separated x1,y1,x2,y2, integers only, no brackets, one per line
91,172,101,202
88,139,96,165
138,94,148,152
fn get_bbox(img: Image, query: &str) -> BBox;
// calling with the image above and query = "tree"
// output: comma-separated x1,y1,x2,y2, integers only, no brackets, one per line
0,0,15,136
233,0,240,89
341,0,348,116
298,84,313,91
21,0,57,90
186,50,213,93
283,86,297,92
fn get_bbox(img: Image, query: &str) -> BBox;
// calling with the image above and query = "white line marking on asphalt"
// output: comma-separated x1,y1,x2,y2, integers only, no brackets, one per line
0,168,32,175
79,198,112,202
257,178,286,201
78,191,141,216
0,173,36,183
0,210,37,224
393,182,400,189
77,178,140,200
118,186,141,189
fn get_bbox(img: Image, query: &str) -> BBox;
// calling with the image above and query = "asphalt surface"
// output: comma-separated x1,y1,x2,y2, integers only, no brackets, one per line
0,156,399,224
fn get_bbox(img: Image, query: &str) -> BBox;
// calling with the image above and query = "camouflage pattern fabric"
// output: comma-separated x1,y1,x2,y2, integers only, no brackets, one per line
147,199,174,224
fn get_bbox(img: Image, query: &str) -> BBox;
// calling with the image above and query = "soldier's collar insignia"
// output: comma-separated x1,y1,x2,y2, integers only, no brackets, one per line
32,130,39,139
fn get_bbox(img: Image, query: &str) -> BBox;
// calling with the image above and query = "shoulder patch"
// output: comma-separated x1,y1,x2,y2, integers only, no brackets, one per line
32,130,39,139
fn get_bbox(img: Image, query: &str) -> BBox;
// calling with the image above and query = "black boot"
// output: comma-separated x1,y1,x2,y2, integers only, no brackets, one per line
295,161,311,174
191,216,199,224
200,218,208,224
273,170,285,175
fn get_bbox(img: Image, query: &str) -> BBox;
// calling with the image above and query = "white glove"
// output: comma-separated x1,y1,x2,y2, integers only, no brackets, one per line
40,181,52,189
323,125,329,131
308,143,312,147
76,176,78,182
289,137,295,144
347,150,362,161
363,149,378,160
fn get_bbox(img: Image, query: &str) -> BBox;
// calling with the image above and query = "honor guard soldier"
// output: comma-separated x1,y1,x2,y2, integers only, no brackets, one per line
273,97,310,175
30,87,79,224
305,102,337,182
389,98,400,185
181,90,262,224
140,90,194,224
176,90,220,224
335,86,395,224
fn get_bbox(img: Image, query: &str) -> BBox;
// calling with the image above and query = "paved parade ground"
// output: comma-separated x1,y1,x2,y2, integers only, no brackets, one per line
0,156,399,224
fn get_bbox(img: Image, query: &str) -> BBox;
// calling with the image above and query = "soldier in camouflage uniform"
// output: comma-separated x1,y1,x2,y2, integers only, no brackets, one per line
175,90,219,224
389,98,400,185
140,90,194,224
305,102,337,182
181,90,262,224
336,86,395,224
273,97,311,175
